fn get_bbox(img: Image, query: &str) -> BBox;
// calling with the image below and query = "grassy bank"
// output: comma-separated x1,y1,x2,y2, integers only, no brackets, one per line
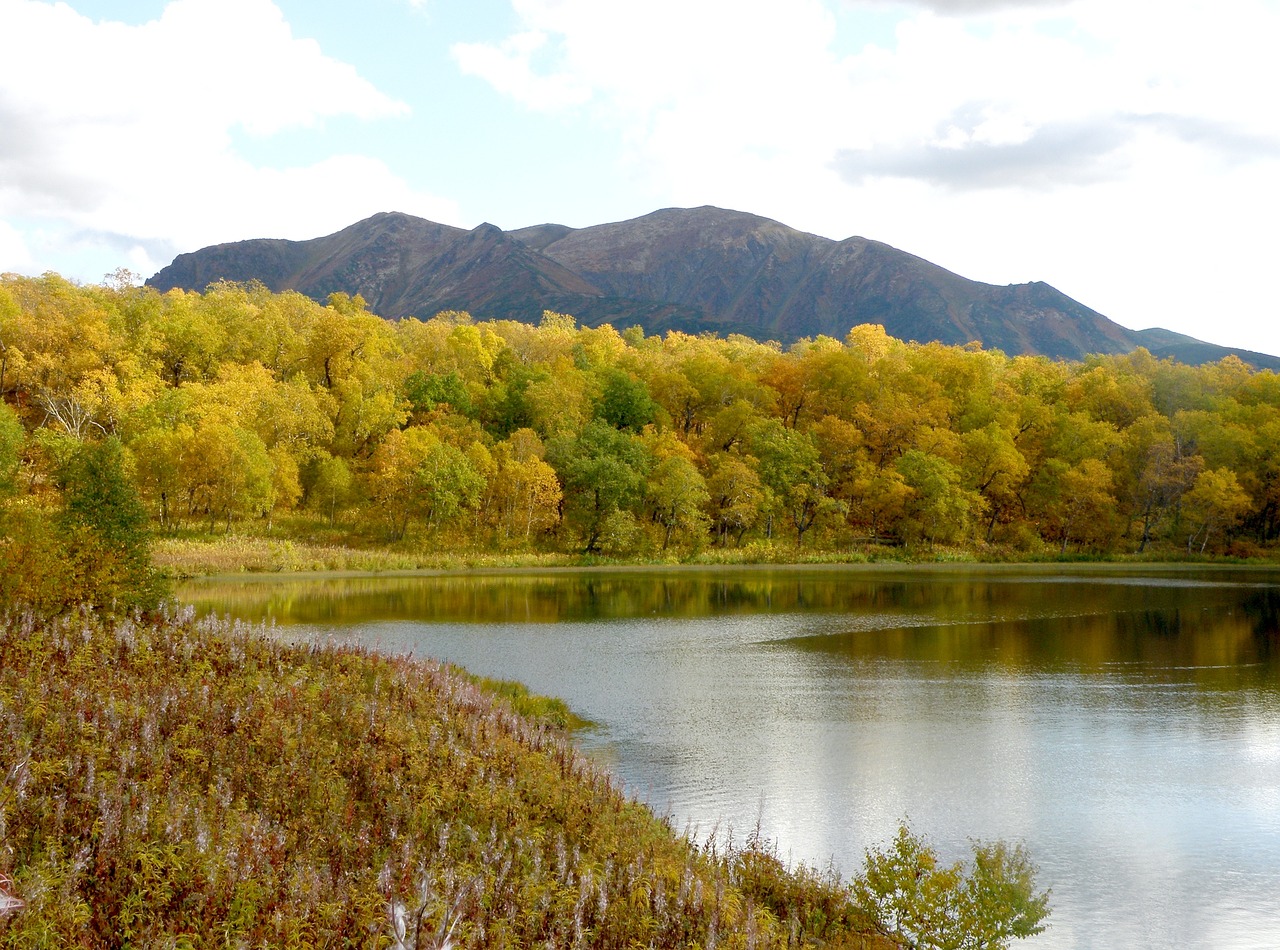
150,535,905,579
0,608,890,948
153,531,1280,581
150,536,590,578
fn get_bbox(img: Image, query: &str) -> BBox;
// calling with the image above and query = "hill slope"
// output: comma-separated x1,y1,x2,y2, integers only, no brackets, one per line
149,207,1279,367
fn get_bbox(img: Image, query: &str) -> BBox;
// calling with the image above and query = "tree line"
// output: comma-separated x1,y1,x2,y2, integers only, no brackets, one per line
2,271,1278,570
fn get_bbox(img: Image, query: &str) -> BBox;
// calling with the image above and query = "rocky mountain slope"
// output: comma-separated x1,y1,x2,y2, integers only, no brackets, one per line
148,207,1278,367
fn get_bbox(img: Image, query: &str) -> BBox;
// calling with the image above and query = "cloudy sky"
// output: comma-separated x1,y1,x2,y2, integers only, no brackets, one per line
3,0,1279,356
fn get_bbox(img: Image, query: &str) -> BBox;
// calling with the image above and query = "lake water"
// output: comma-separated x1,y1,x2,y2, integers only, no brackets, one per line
178,564,1280,949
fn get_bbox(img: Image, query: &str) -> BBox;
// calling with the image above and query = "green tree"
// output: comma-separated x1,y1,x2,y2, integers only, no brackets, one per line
851,824,1050,950
404,369,472,418
895,450,978,546
57,437,166,611
750,418,842,544
414,438,486,531
481,360,548,439
61,437,147,547
547,420,649,552
0,402,22,495
595,367,658,432
646,455,710,550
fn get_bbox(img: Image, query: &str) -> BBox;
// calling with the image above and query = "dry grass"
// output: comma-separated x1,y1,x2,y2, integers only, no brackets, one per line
151,536,585,578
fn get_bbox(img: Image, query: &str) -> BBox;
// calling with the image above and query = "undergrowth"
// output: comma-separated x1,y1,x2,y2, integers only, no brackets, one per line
0,608,890,948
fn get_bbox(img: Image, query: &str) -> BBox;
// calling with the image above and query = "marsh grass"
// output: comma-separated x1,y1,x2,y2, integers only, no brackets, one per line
152,536,587,578
151,533,930,579
0,608,891,948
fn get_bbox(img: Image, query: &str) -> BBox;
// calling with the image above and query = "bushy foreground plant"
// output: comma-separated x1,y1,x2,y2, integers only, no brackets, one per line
851,825,1050,950
0,608,900,948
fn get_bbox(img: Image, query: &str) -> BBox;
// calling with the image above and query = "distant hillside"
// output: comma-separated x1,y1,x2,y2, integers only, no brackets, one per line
149,207,1280,368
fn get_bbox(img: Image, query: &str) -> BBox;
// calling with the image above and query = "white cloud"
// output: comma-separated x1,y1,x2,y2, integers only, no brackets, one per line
456,0,1280,355
0,0,458,280
454,31,592,111
0,219,33,273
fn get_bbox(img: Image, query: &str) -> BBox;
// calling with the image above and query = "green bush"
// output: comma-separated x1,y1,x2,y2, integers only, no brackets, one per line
0,438,166,614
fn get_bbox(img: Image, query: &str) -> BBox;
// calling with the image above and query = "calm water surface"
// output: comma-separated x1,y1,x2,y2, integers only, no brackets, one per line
179,564,1280,950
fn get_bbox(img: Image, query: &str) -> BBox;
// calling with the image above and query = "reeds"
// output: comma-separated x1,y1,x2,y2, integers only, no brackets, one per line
151,536,589,577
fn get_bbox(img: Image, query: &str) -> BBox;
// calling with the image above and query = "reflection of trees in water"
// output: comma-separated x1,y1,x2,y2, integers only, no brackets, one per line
786,596,1280,688
179,569,1280,689
1244,587,1280,649
184,569,932,623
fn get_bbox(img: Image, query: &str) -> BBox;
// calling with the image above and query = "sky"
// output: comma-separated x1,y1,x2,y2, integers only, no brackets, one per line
2,0,1279,356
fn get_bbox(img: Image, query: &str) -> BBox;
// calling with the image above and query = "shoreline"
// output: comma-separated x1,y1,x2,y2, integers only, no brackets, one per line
175,557,1280,585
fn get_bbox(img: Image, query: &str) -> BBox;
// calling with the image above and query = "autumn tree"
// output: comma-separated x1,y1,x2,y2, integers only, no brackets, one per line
847,462,912,542
1030,458,1119,553
149,289,226,387
704,454,763,546
1120,419,1203,552
488,429,562,544
306,453,355,525
129,423,189,528
1183,468,1251,553
181,423,276,531
365,426,486,541
960,423,1030,542
646,455,710,550
523,358,590,440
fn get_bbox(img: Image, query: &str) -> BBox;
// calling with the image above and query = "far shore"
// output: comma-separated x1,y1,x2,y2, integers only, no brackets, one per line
172,555,1280,585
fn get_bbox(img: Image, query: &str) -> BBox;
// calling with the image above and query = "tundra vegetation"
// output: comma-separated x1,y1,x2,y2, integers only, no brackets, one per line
0,273,1054,946
0,272,1276,581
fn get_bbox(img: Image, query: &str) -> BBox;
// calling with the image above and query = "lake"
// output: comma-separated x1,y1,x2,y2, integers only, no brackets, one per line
178,563,1280,949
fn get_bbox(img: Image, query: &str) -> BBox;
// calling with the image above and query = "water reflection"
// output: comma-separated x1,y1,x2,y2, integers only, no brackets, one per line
179,565,1280,950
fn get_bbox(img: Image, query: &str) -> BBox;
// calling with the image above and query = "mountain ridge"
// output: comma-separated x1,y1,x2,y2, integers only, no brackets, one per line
148,206,1280,368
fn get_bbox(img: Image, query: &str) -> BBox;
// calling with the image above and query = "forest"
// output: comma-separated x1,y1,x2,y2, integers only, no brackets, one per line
2,270,1279,599
0,272,1071,946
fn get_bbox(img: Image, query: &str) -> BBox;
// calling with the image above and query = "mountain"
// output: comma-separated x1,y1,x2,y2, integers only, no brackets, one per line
148,212,603,321
148,207,1280,368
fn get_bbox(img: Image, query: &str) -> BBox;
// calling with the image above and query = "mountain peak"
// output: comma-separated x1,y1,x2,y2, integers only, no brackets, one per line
147,207,1279,367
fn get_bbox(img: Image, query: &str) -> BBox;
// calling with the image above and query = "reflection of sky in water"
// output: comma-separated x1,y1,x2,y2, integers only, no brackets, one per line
211,568,1280,950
